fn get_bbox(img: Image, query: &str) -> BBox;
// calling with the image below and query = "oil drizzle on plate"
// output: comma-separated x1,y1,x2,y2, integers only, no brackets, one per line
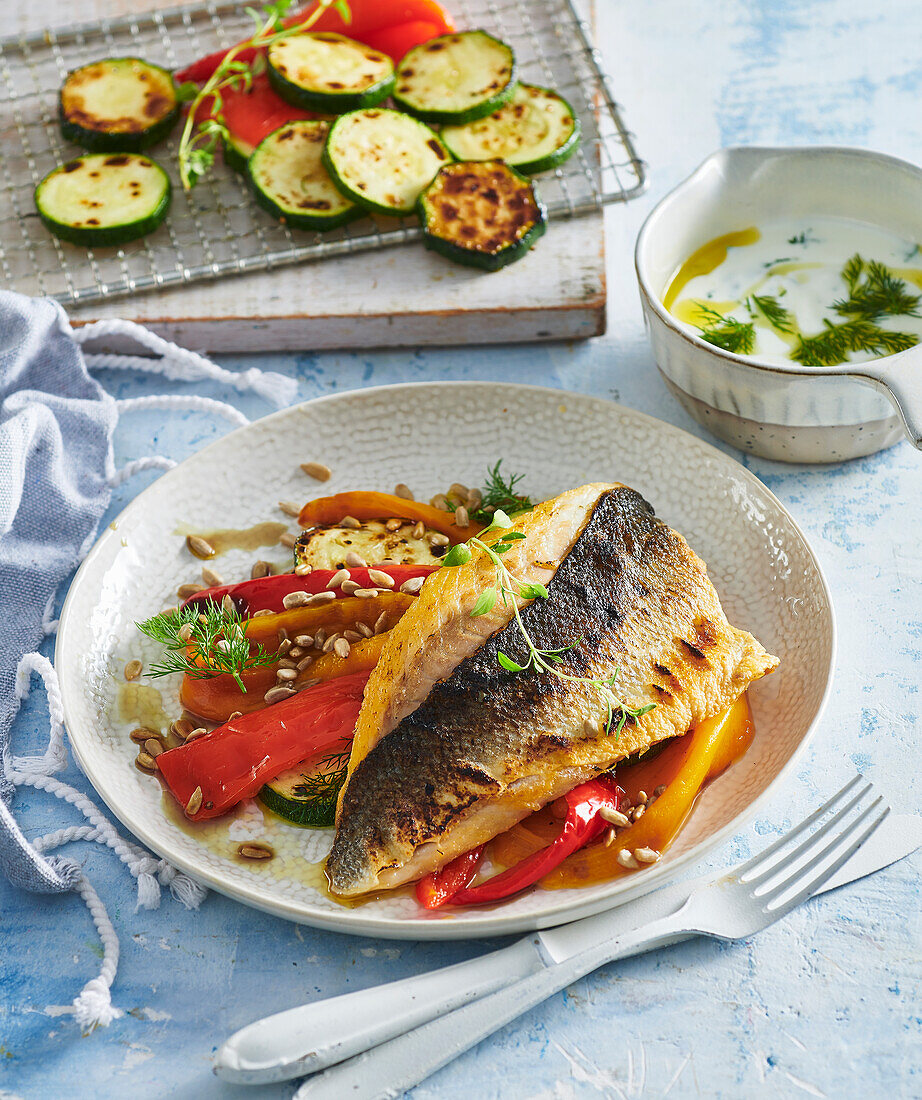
118,682,170,733
175,520,289,556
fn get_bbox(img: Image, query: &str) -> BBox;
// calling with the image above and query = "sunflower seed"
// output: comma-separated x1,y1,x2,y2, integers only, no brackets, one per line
301,461,332,482
326,569,350,589
177,623,194,643
201,567,224,587
176,583,202,600
449,482,469,500
385,518,403,532
430,494,449,511
616,849,639,869
252,608,273,618
634,847,660,864
343,630,362,643
251,560,272,579
599,807,630,828
186,535,215,559
637,789,649,805
185,727,208,742
467,487,482,510
308,591,336,606
278,638,292,656
374,611,389,633
124,659,143,681
288,645,305,659
322,634,340,653
215,639,231,654
356,622,374,638
340,579,360,595
296,655,315,671
143,738,164,758
278,500,301,518
264,685,296,705
454,505,470,529
228,711,243,721
400,576,425,595
340,515,361,529
185,786,203,815
333,637,351,659
277,658,298,670
394,483,414,500
129,727,157,743
354,588,379,599
313,629,326,648
294,634,314,648
295,563,313,576
171,718,194,741
429,532,450,547
282,591,311,609
136,752,158,772
654,785,667,798
368,568,395,589
345,550,367,568
411,521,426,539
238,843,273,860
277,668,298,682
279,532,297,548
222,594,236,616
632,805,646,821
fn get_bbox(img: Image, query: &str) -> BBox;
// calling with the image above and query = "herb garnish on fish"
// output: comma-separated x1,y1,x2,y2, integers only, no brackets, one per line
137,603,276,691
441,511,657,737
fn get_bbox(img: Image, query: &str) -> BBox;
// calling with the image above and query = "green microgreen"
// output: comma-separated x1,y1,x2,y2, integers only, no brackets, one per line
136,602,276,692
177,0,351,190
442,513,656,738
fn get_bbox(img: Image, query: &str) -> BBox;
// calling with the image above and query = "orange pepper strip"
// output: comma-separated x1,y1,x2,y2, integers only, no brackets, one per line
296,491,482,543
541,695,754,890
180,594,413,722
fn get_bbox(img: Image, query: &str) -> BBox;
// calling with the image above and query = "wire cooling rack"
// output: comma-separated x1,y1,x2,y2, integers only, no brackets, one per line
0,0,646,307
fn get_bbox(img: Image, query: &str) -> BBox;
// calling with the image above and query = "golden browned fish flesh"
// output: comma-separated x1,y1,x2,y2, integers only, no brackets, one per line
327,483,778,897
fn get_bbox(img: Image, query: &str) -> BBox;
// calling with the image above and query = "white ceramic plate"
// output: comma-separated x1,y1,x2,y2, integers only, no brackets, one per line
56,382,835,939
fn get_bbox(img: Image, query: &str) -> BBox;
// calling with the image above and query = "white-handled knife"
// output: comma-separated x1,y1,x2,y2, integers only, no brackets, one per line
214,812,921,1085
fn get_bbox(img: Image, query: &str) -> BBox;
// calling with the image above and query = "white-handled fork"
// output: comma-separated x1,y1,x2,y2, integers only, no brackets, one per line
287,776,888,1099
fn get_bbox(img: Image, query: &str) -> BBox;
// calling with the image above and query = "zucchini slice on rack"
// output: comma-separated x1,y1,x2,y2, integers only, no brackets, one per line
441,84,581,174
34,153,171,247
223,133,254,175
59,57,180,152
417,160,546,271
268,32,395,113
393,30,516,124
323,108,450,216
248,120,360,231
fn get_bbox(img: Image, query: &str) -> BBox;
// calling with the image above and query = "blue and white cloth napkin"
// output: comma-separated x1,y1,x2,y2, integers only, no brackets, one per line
0,289,296,1029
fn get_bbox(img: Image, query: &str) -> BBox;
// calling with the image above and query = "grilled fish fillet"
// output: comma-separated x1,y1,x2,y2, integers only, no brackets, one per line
327,483,778,896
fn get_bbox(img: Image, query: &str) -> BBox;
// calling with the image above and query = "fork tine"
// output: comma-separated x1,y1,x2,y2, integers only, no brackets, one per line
744,779,873,889
761,800,889,912
735,773,865,879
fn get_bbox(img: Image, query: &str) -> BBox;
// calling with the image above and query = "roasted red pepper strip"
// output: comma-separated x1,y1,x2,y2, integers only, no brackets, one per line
416,846,484,909
361,20,443,61
157,671,369,820
446,778,625,906
175,0,455,84
183,565,436,617
219,72,317,152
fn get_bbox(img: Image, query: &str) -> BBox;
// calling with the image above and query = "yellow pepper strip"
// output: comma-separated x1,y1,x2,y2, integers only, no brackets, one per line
541,694,753,890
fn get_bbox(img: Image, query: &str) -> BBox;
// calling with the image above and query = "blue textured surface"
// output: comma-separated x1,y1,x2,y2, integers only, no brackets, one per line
2,1,921,1096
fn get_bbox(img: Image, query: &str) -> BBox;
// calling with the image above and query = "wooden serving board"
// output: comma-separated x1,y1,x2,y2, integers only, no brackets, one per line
5,0,606,352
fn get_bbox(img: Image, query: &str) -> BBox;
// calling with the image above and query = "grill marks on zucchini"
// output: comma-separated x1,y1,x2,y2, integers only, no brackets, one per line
248,120,360,231
394,30,516,124
268,32,395,113
441,84,581,175
418,160,546,271
59,58,179,152
324,109,450,216
34,153,171,247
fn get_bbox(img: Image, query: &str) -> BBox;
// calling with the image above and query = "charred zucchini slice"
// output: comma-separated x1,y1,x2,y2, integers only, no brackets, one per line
323,108,450,216
268,32,395,113
248,120,360,231
441,84,581,174
223,132,254,175
393,30,516,124
34,153,171,247
294,520,442,570
59,57,179,152
418,160,546,271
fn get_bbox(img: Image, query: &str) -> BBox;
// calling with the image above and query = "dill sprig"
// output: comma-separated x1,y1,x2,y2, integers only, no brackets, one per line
693,303,755,355
441,513,656,738
177,0,350,190
475,460,534,521
791,318,918,367
750,294,795,334
290,747,351,801
832,254,920,321
136,602,276,692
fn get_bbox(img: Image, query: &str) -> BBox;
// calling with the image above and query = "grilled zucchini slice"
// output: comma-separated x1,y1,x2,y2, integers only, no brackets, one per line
268,32,395,113
259,751,350,828
248,120,360,231
223,132,254,175
59,57,179,152
34,153,171,247
393,30,516,124
294,520,443,570
323,109,450,216
441,84,581,174
418,160,546,271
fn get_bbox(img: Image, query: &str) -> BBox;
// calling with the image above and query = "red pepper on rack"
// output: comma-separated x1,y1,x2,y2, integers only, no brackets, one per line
183,564,436,617
417,778,625,908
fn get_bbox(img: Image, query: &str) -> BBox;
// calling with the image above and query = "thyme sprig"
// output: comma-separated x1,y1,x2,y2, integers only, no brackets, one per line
693,303,755,355
137,602,276,691
441,512,656,738
177,0,350,190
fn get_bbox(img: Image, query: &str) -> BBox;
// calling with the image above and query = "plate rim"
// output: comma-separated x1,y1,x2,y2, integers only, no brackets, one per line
56,380,837,939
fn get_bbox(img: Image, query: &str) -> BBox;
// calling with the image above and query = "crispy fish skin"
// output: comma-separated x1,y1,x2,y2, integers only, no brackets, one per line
327,486,778,897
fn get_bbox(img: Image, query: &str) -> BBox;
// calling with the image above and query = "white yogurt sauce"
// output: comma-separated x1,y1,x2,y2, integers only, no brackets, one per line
665,216,922,365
